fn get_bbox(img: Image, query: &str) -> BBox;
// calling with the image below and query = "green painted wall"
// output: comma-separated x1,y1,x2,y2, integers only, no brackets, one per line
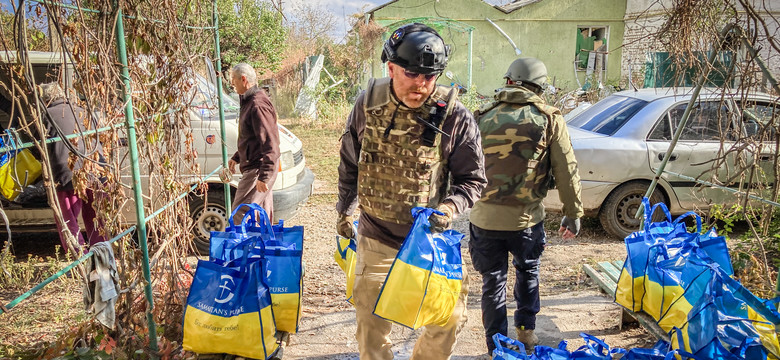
369,0,626,95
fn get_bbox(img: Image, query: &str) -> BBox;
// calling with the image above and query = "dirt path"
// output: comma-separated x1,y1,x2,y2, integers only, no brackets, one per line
282,195,656,359
0,195,656,359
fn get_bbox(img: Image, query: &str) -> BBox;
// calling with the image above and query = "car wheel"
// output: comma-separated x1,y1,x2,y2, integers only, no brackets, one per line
189,189,229,255
599,182,667,240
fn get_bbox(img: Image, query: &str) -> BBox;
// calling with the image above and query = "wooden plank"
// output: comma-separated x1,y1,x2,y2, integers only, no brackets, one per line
626,309,671,343
597,261,621,283
613,260,624,270
583,261,671,343
583,264,617,295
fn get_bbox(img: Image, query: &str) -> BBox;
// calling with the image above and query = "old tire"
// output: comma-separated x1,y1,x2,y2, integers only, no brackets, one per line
599,182,667,240
189,189,229,255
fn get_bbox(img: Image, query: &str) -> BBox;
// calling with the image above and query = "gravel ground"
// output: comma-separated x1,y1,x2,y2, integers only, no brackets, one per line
0,194,655,359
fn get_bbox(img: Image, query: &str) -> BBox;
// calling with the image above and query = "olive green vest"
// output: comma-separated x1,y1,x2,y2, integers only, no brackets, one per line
476,87,561,206
357,77,457,224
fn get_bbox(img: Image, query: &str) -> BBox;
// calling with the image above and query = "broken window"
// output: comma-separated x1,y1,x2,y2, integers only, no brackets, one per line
575,27,608,71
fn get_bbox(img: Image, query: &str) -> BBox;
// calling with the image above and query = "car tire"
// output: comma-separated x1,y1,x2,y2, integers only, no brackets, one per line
189,189,229,255
599,182,667,240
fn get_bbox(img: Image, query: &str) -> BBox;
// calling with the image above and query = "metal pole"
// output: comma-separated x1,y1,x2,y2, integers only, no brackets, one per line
212,0,232,212
113,3,159,356
635,24,737,221
467,28,473,90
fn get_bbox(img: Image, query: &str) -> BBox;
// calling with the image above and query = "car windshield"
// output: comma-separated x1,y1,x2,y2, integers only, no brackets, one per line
190,73,240,112
568,95,649,135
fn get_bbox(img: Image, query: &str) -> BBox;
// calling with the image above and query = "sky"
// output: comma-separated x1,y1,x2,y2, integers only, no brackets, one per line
0,0,511,40
283,0,510,41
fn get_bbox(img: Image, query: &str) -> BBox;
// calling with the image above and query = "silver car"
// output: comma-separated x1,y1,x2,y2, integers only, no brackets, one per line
544,88,778,239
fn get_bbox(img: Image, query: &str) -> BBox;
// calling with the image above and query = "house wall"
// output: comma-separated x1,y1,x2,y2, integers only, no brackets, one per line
623,0,780,89
368,0,627,95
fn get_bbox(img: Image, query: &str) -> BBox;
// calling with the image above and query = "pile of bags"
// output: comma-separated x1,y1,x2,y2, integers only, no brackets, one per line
493,197,779,360
492,332,703,360
614,198,780,359
182,203,304,359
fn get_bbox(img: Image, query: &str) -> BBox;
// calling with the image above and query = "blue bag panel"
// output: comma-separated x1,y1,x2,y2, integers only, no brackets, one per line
396,207,464,281
182,257,278,359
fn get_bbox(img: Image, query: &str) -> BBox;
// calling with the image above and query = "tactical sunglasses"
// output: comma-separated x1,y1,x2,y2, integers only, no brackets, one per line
402,69,439,82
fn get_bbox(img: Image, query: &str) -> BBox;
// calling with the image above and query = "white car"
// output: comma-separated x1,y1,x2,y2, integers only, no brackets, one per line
544,87,777,239
0,51,314,253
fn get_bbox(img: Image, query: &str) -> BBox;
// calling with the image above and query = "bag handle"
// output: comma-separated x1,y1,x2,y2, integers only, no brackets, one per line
336,235,357,259
223,237,266,269
672,211,702,234
229,203,276,241
642,197,672,230
491,333,529,359
578,332,626,358
412,206,463,246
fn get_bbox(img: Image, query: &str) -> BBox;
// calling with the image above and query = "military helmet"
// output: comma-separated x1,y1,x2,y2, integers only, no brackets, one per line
504,57,548,88
381,23,450,75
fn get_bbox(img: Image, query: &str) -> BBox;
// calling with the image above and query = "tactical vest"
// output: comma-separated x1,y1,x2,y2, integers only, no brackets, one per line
476,87,561,207
357,77,457,224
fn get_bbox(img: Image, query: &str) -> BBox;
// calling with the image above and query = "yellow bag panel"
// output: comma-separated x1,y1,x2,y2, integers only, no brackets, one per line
345,248,357,305
413,272,460,329
334,236,358,305
374,260,461,329
0,150,42,201
642,276,677,321
670,325,694,354
183,305,278,359
748,307,780,357
657,295,694,333
615,269,644,312
271,292,302,333
334,236,350,273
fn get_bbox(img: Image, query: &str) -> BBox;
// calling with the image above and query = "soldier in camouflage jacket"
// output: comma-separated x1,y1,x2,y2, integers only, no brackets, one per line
468,58,583,354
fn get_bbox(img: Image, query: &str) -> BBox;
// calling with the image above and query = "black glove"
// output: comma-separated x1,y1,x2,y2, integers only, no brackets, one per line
429,203,455,232
559,216,580,237
336,213,355,239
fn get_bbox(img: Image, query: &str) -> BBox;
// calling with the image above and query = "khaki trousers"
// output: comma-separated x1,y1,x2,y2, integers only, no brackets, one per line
231,168,277,224
353,233,469,360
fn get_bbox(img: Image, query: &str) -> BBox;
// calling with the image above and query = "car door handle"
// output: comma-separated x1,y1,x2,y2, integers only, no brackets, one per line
658,152,678,161
759,154,772,161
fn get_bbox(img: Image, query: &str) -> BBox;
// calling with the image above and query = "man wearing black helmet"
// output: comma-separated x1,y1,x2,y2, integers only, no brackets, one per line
335,23,486,359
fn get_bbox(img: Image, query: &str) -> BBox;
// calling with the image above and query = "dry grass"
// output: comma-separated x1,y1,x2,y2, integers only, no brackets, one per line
281,118,343,194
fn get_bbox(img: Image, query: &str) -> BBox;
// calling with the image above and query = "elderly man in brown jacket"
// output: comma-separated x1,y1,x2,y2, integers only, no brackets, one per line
227,63,280,223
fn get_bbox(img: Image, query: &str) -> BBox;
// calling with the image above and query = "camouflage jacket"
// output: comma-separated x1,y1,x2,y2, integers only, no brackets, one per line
469,86,583,231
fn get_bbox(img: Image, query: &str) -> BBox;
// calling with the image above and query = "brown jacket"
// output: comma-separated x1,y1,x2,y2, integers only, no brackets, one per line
231,86,280,183
336,84,486,248
45,99,105,191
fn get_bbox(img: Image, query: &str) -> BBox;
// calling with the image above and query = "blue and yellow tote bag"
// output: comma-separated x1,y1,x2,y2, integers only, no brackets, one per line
334,234,357,305
615,199,676,312
0,136,41,201
373,207,464,329
182,256,278,359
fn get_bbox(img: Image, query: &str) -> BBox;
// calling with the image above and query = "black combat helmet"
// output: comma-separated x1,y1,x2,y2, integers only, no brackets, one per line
381,23,450,75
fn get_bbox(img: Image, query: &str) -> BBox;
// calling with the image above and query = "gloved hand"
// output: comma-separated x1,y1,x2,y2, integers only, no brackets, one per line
558,216,580,240
336,213,355,239
429,202,455,232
